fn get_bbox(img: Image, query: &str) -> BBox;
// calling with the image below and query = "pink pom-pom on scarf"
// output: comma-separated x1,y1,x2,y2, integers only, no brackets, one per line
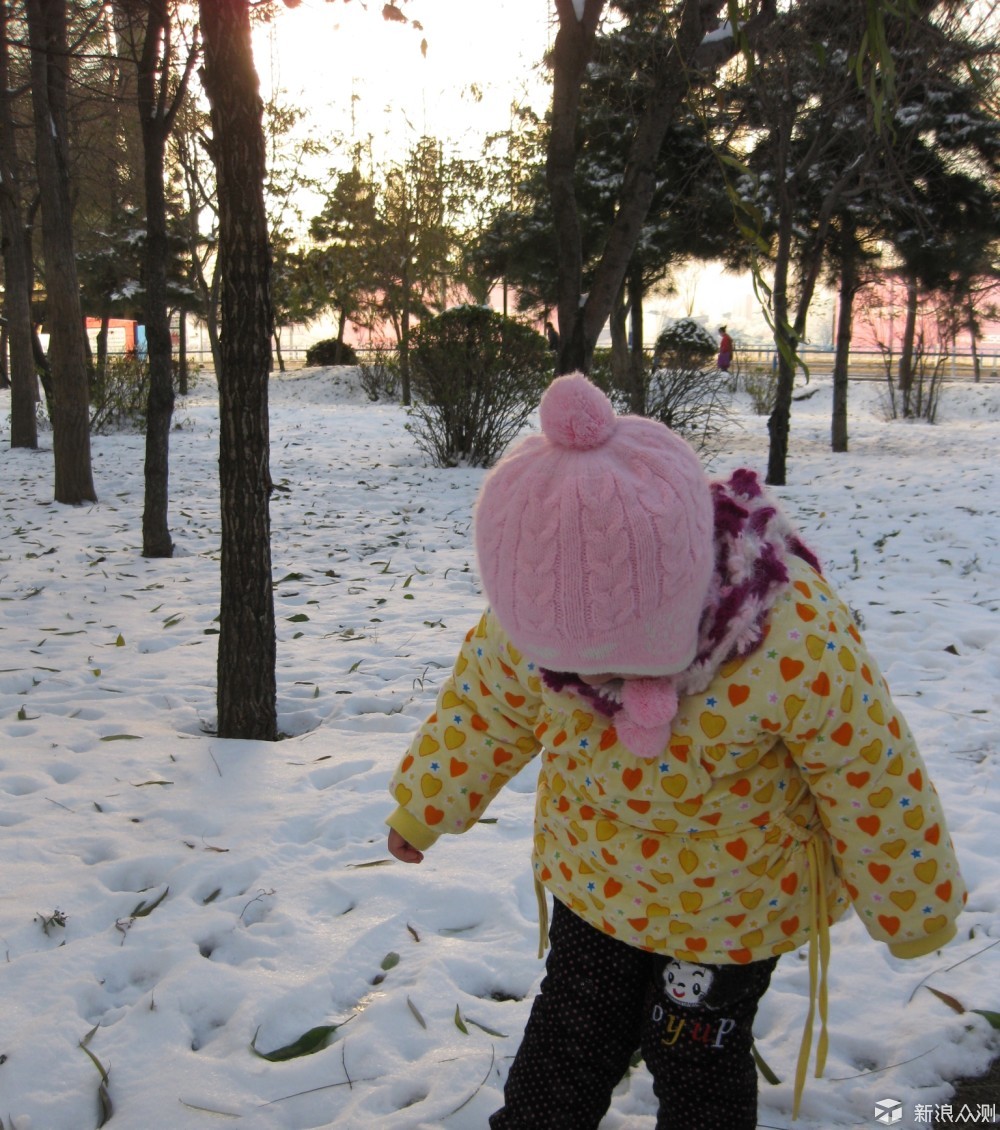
616,678,679,760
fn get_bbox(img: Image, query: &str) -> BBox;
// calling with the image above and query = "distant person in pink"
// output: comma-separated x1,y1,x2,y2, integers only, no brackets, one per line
718,324,733,370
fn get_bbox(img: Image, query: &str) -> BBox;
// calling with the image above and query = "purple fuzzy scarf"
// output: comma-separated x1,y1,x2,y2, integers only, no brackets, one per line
541,468,821,757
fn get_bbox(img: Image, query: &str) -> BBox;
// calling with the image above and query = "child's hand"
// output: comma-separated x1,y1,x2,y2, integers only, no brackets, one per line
388,828,424,864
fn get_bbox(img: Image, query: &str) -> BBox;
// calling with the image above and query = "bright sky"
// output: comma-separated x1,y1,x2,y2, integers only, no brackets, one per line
253,0,554,162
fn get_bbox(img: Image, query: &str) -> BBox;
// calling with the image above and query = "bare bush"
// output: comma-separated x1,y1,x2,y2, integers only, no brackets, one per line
89,353,149,434
645,319,735,452
645,363,735,453
741,362,778,415
358,352,401,402
407,306,551,468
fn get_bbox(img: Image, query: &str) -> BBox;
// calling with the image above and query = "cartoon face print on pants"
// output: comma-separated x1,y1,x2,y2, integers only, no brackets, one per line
663,957,716,1008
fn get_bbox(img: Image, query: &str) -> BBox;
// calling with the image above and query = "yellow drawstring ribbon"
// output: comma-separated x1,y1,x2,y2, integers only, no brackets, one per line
792,835,831,1119
535,876,550,959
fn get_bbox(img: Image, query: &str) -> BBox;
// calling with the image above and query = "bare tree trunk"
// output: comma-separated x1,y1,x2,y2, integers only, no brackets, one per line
765,71,797,487
898,271,918,413
399,220,412,405
609,283,629,390
118,0,197,555
767,213,795,487
95,315,109,375
177,312,188,395
179,177,222,376
967,300,981,383
207,269,222,375
0,0,38,449
26,0,96,503
548,0,599,375
335,309,347,363
831,246,859,454
199,0,276,742
32,321,53,407
628,264,646,413
135,0,183,559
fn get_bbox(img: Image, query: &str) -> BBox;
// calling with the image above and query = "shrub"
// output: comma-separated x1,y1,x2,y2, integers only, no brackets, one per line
644,364,734,453
89,352,149,434
646,319,733,453
408,306,551,467
358,351,400,402
586,348,629,411
741,364,778,415
652,318,717,368
305,338,358,367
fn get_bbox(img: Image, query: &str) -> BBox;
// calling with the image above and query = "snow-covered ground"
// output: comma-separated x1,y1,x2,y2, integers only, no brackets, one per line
0,368,997,1129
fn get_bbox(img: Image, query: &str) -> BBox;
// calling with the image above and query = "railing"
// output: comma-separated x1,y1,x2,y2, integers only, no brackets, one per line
145,345,1000,382
731,347,1000,381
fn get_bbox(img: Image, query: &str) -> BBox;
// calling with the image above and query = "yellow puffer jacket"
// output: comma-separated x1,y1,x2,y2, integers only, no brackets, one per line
387,555,965,966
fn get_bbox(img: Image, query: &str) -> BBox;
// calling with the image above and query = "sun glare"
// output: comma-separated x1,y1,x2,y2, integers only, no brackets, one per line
254,0,552,162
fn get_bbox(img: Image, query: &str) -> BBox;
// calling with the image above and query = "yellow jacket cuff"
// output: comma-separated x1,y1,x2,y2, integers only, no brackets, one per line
888,921,957,960
386,806,441,852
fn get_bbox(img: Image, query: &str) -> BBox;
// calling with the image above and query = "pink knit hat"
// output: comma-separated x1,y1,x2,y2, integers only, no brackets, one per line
475,373,714,677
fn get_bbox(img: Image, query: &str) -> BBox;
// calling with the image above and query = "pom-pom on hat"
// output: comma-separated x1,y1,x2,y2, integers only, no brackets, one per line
474,373,714,677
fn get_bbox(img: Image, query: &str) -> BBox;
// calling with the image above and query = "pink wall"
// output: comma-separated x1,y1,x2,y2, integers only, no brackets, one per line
847,279,1000,355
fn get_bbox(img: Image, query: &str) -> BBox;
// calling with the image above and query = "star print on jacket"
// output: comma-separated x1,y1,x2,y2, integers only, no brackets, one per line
386,555,966,965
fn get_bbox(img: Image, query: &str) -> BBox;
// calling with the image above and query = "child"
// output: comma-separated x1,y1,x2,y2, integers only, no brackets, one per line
386,373,965,1129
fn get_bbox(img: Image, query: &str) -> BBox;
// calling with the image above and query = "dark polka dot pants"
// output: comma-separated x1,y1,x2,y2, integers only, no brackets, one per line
489,899,777,1130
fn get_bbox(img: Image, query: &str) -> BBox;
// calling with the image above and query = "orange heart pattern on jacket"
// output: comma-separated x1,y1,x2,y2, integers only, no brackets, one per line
388,556,965,963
